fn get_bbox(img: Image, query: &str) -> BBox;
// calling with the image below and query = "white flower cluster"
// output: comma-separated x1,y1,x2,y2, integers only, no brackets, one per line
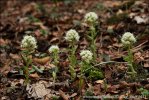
121,32,136,46
80,50,93,63
48,45,59,53
84,12,98,24
65,29,80,42
21,35,37,51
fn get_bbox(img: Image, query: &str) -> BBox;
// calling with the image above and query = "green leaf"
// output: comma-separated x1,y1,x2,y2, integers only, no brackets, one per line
40,29,48,36
123,56,129,62
87,35,93,40
28,15,41,22
89,70,104,80
29,68,35,73
32,65,43,73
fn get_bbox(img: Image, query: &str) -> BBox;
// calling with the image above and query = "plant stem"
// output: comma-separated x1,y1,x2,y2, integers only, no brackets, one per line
90,26,97,61
21,51,32,84
24,66,29,84
128,45,136,76
69,41,77,80
79,62,85,92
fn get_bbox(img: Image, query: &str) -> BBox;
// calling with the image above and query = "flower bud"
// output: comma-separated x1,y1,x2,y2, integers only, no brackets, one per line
21,35,37,52
84,12,98,25
121,32,136,46
65,29,80,42
80,50,93,63
48,45,59,53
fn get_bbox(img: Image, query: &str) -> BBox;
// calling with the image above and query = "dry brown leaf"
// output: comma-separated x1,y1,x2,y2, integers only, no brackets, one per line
144,62,149,68
0,38,8,46
49,37,59,44
33,22,48,30
144,84,149,90
119,95,125,100
69,93,77,98
95,80,104,84
103,1,122,8
52,31,61,37
134,52,144,63
0,59,11,75
59,90,69,100
26,82,50,99
30,73,40,79
9,53,20,59
94,84,101,95
33,56,50,65
107,84,120,94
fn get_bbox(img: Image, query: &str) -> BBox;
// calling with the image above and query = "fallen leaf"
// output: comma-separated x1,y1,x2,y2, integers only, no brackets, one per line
144,62,149,68
134,16,147,24
9,53,20,59
33,56,50,65
134,52,144,63
26,82,50,99
0,38,8,46
30,73,40,79
59,90,69,100
69,93,77,98
95,80,104,84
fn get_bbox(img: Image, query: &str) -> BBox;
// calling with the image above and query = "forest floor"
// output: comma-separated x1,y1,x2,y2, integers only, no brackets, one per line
0,0,149,100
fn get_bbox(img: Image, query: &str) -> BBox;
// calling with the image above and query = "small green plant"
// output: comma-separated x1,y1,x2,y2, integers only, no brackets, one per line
121,32,137,77
79,50,93,90
84,12,98,61
65,29,80,80
21,35,37,84
84,86,95,99
48,45,60,83
88,69,104,80
52,95,59,100
40,29,48,36
138,88,149,98
28,15,41,23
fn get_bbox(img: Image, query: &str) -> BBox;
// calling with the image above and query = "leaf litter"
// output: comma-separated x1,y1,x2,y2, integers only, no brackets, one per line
0,0,149,99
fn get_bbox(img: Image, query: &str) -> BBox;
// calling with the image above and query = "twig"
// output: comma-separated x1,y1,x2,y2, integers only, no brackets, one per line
94,61,128,67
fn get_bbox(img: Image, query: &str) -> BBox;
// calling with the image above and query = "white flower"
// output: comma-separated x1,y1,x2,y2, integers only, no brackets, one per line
121,32,136,46
65,29,80,42
21,35,37,51
48,45,59,53
80,50,93,63
84,12,98,24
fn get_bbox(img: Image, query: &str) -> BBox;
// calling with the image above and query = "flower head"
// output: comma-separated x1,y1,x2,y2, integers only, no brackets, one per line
84,12,98,25
80,50,93,63
65,29,80,42
48,45,59,53
21,35,37,52
121,32,136,46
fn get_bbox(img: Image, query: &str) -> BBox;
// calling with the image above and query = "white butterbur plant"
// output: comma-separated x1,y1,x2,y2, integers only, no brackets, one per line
79,50,103,90
21,35,37,84
84,12,98,61
84,12,98,26
65,29,80,80
121,32,136,46
49,45,59,54
48,45,60,82
21,35,37,53
80,50,93,63
65,29,80,42
80,50,93,75
49,45,59,66
121,32,137,77
79,50,92,90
